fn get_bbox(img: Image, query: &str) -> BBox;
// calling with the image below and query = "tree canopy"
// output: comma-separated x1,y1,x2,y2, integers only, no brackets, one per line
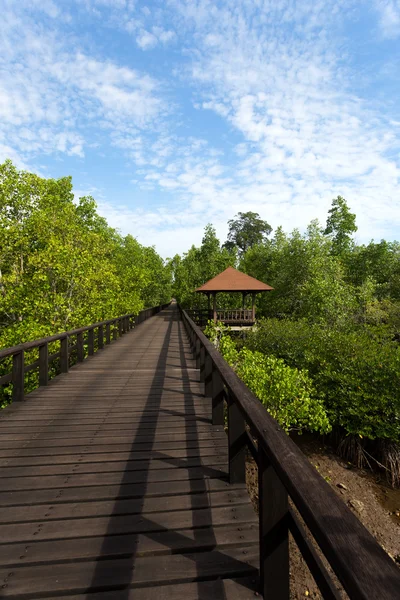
324,195,358,255
0,160,172,349
223,211,272,254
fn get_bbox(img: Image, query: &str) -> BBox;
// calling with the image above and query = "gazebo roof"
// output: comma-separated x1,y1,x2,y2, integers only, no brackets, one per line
195,267,273,293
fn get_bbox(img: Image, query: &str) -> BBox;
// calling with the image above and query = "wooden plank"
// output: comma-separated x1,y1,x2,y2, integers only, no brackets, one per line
0,425,223,442
0,447,227,466
0,525,258,567
0,504,257,544
0,416,214,433
0,488,250,524
0,547,259,597
21,579,259,600
0,455,227,478
0,439,225,458
0,479,243,508
0,465,228,492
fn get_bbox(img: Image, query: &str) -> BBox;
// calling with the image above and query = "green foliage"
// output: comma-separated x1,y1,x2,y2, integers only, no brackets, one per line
223,211,272,254
324,195,358,255
203,320,231,344
217,334,331,435
171,224,236,307
246,319,400,442
0,160,172,350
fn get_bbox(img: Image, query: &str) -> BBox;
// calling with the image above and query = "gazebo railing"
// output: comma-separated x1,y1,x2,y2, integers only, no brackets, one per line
216,309,254,323
186,308,254,327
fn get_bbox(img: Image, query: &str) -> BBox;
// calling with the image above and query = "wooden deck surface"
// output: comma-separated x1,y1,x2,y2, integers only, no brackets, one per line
0,304,259,599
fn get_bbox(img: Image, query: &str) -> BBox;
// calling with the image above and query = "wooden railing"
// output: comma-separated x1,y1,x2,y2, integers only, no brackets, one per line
0,303,170,403
185,309,212,327
186,308,254,326
216,309,254,323
180,307,400,600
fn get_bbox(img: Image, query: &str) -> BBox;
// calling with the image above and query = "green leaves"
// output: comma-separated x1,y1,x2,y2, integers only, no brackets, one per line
246,318,400,443
216,332,331,435
171,224,236,308
223,211,272,255
0,160,172,352
324,195,358,256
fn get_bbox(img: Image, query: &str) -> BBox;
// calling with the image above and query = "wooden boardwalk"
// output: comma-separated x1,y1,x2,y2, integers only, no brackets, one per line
0,304,259,599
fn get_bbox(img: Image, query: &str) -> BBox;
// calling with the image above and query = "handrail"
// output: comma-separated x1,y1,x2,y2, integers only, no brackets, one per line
0,303,171,401
180,307,400,600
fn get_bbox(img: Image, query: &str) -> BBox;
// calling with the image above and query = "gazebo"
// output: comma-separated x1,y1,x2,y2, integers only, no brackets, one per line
194,266,273,326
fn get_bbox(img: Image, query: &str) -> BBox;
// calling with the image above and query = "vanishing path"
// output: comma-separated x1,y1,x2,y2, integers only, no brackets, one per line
0,304,259,599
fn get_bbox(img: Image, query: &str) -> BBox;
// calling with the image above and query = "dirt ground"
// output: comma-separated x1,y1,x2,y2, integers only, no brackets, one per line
246,433,400,599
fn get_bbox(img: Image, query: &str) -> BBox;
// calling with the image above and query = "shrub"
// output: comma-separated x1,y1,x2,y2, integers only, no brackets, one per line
218,335,331,435
246,319,400,442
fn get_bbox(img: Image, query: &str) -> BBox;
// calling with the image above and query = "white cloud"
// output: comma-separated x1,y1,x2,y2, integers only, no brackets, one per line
136,27,176,50
136,30,158,50
1,0,399,257
0,7,164,164
375,0,400,38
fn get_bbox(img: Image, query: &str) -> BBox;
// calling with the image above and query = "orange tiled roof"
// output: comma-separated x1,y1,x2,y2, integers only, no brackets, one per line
195,267,273,293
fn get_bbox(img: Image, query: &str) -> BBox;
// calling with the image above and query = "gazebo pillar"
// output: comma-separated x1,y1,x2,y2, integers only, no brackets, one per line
213,292,217,323
242,292,246,309
251,293,256,322
207,293,211,312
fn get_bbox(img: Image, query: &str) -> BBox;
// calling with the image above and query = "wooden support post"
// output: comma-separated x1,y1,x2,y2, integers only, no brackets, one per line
213,292,217,323
105,323,111,345
204,353,213,398
199,344,206,383
227,394,246,483
259,447,289,599
252,293,256,322
118,318,123,337
211,368,224,426
77,332,84,361
98,325,104,350
242,292,246,309
195,339,201,369
39,343,48,387
60,336,69,373
113,320,117,340
88,329,94,356
12,351,24,402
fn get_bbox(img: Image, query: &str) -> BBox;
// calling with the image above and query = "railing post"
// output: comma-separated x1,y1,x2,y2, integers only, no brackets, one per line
204,353,213,398
60,335,69,373
212,368,225,426
105,323,111,344
118,318,123,337
12,351,24,402
258,447,289,599
98,325,104,350
199,344,206,383
227,392,246,483
77,332,84,362
195,339,201,369
88,329,94,356
113,320,117,340
39,343,48,387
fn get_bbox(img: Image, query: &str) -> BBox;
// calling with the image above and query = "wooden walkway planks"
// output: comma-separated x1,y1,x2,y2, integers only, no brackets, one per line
0,304,259,598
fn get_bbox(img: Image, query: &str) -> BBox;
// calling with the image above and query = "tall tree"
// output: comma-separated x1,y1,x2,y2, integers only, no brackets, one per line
224,211,272,254
324,196,357,255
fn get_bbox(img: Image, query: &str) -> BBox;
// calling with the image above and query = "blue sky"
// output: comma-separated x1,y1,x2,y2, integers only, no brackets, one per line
1,0,399,257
